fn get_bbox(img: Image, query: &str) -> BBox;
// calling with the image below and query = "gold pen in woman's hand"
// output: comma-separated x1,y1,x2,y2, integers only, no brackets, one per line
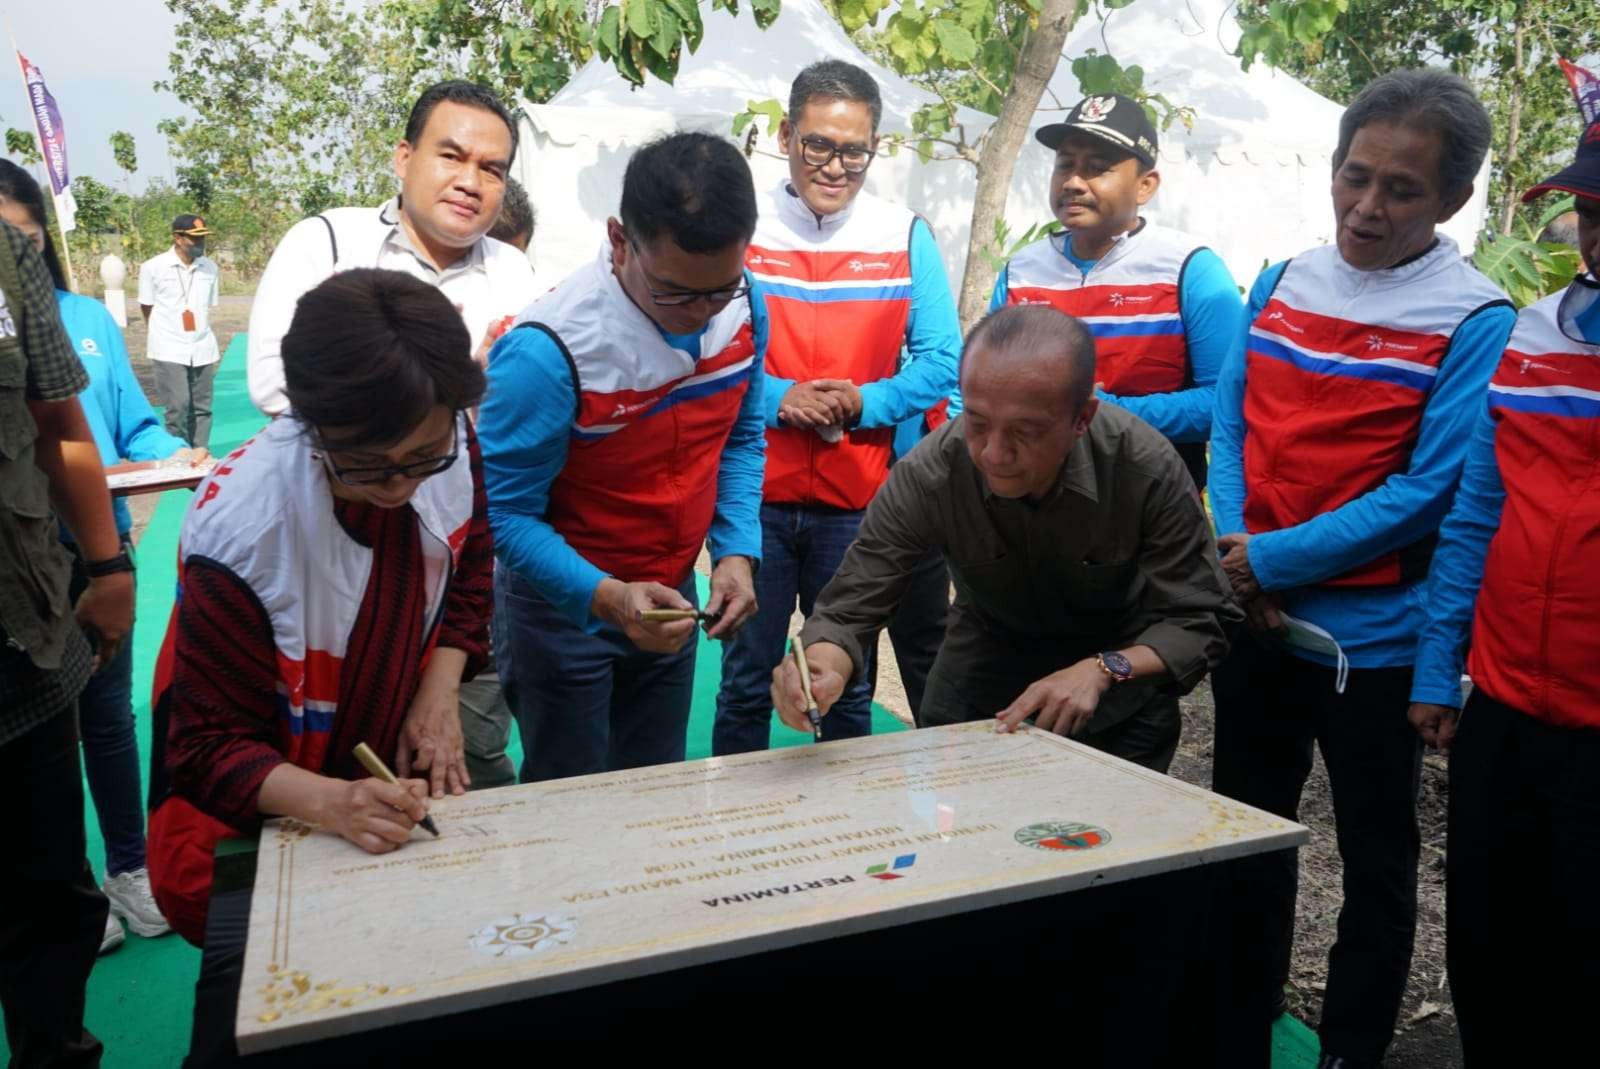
352,742,439,837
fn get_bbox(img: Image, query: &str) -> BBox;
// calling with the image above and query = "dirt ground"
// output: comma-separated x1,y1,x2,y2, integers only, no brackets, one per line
114,294,1462,1066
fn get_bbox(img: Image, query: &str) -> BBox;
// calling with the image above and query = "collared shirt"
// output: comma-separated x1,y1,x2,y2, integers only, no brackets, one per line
801,405,1240,711
247,198,537,415
1,221,93,745
137,247,220,366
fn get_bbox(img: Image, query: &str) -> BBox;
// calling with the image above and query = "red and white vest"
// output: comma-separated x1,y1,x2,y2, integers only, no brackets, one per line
1004,223,1203,397
526,246,757,587
748,183,915,510
152,413,475,768
1242,238,1508,586
1470,279,1600,727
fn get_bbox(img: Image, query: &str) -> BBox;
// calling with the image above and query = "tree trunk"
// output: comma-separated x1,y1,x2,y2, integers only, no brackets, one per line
1498,16,1526,236
956,0,1080,330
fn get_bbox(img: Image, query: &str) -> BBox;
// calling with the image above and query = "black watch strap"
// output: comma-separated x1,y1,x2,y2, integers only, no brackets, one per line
85,550,135,578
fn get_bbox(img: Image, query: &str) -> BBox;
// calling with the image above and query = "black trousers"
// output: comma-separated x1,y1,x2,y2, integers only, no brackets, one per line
0,708,108,1067
1447,690,1600,1068
1210,629,1420,1066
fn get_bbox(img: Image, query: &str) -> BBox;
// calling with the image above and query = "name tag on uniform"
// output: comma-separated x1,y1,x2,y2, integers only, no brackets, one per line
182,309,196,332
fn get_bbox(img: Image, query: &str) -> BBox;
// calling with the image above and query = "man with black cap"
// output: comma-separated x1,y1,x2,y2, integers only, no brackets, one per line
991,92,1243,490
138,213,219,448
1406,118,1600,1067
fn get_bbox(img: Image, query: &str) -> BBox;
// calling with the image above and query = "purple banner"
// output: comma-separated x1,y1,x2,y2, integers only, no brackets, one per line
18,52,70,199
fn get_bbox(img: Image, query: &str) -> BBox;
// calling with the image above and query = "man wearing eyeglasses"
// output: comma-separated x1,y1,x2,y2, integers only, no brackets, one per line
478,132,768,782
713,60,962,755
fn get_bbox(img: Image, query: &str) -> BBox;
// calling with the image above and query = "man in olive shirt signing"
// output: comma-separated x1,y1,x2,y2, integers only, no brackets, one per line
771,305,1239,770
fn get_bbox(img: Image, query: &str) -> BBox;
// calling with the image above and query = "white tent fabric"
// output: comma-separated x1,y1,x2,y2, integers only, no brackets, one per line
516,0,1487,293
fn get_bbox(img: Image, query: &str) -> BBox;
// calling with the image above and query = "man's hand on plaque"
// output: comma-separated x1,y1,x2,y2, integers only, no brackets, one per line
1407,701,1460,751
594,578,698,654
770,642,851,732
397,662,470,798
994,658,1112,737
704,555,758,640
330,777,431,854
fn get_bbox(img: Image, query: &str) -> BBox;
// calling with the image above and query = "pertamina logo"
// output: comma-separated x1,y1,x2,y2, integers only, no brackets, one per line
848,259,891,273
865,853,916,880
747,254,791,268
610,399,655,419
1266,310,1306,335
1520,358,1572,376
1107,292,1154,307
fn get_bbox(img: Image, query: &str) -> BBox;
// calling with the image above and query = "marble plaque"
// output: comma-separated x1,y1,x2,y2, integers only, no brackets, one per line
237,722,1307,1051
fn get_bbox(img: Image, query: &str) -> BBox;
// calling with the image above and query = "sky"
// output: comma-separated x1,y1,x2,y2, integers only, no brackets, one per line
4,0,191,191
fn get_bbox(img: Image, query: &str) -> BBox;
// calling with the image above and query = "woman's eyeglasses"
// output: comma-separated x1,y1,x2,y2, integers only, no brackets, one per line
319,447,459,486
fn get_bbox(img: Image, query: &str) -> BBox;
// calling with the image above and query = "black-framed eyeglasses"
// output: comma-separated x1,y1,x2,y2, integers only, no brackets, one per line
628,239,752,307
796,135,874,174
319,447,459,486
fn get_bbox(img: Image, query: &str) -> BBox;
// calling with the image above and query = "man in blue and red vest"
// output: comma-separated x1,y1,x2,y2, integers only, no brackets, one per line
479,132,767,782
1408,125,1600,1067
712,60,962,754
1208,70,1517,1069
991,92,1243,490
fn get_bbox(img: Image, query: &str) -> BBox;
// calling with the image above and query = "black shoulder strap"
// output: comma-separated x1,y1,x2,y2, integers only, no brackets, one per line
318,214,338,266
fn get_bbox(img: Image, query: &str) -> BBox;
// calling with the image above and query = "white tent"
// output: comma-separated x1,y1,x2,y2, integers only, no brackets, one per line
516,0,1487,292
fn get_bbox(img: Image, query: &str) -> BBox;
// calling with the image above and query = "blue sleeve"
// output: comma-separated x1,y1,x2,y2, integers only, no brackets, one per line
1411,402,1505,707
478,325,609,631
1102,248,1242,442
858,219,962,429
1209,263,1284,536
106,316,185,462
709,292,769,563
1249,303,1518,591
989,264,1008,312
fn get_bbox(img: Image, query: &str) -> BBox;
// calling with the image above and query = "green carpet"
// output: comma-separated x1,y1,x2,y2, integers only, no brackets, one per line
5,335,1321,1066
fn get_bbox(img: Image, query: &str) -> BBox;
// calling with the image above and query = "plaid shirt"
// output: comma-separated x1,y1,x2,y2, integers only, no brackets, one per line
0,221,93,746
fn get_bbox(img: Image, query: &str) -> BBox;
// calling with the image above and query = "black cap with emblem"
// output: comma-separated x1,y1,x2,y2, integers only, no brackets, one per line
1035,93,1159,169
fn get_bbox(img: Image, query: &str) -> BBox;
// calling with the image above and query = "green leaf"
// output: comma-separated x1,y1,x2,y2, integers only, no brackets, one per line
932,22,978,64
597,5,623,55
625,0,655,40
649,6,680,58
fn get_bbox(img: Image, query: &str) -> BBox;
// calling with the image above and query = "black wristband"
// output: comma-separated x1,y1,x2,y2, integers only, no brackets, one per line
85,550,135,578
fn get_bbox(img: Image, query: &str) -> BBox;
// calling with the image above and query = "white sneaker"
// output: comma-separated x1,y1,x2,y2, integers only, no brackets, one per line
100,911,125,954
104,868,172,938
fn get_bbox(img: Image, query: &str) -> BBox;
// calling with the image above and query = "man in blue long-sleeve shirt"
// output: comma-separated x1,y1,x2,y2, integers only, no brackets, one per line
712,61,962,753
1206,71,1515,1069
1407,140,1600,1067
478,133,768,782
988,92,1244,490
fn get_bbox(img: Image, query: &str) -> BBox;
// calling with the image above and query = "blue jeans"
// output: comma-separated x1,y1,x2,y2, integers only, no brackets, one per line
713,503,876,755
496,564,699,783
79,605,148,877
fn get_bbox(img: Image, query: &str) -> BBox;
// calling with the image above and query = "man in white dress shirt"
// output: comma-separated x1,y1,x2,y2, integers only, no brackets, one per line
247,80,536,417
139,214,220,447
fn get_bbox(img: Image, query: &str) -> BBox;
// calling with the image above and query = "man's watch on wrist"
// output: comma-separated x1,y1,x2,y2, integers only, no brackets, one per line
84,549,136,578
1095,651,1134,684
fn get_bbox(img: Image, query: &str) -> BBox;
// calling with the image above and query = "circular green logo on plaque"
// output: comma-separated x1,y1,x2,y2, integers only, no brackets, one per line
1014,821,1110,852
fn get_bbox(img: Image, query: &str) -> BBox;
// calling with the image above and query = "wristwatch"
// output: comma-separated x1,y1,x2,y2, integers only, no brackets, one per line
85,549,135,578
1096,651,1134,684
